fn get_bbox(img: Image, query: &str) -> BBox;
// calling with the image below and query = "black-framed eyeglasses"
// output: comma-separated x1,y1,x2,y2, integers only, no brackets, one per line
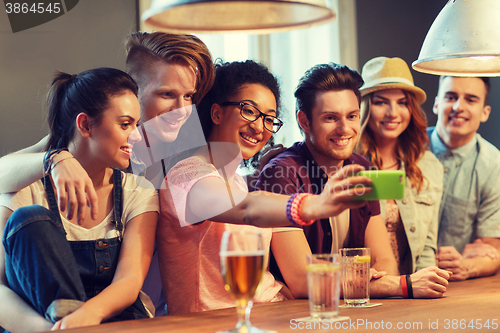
219,101,283,133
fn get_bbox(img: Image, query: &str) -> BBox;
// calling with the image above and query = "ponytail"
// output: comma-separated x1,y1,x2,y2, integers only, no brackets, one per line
45,71,78,150
44,68,138,151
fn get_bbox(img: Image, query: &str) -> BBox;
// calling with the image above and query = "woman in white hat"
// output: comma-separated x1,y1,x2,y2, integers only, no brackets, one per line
357,57,450,297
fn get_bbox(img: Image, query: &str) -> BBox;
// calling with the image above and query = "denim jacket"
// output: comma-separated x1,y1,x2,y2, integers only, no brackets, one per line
379,150,443,272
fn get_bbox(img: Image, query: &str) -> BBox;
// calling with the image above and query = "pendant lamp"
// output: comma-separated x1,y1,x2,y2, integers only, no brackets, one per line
412,0,500,77
142,0,336,34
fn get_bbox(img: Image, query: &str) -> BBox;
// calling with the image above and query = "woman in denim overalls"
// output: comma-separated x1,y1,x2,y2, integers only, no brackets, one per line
0,68,158,332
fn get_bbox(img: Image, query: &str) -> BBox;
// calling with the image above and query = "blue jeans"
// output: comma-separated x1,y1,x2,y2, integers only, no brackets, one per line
3,205,148,323
3,205,86,321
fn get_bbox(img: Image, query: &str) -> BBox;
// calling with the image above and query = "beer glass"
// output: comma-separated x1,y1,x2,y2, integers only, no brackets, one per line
220,230,266,333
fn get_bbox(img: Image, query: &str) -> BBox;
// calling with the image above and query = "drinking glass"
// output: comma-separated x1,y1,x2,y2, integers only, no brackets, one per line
340,247,371,306
219,230,266,333
306,254,341,319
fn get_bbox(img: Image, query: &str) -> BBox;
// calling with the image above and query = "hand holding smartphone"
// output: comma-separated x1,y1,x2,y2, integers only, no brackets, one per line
350,170,405,201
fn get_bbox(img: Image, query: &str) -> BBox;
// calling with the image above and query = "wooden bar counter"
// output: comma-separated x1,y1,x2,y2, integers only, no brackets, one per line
52,274,500,333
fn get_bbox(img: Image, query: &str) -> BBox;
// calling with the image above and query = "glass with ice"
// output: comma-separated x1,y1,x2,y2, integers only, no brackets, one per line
340,248,371,306
306,254,341,319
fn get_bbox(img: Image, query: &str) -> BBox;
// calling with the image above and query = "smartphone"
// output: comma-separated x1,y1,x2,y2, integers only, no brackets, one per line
350,170,405,201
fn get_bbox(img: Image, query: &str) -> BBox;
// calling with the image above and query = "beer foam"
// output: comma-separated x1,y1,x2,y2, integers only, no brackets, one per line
220,250,265,257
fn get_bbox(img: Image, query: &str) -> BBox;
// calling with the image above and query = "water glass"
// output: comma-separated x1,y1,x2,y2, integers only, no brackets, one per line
306,253,341,319
340,248,371,306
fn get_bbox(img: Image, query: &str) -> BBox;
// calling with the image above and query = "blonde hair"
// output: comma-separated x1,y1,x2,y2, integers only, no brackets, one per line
125,32,215,105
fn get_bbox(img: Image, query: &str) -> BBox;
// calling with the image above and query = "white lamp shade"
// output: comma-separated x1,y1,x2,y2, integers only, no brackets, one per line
142,0,336,34
412,0,500,77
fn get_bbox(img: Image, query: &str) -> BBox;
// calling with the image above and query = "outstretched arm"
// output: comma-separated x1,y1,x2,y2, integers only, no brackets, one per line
0,135,98,224
187,164,373,228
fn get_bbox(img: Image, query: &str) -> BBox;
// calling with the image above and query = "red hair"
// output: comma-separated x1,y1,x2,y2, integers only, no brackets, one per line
357,90,429,193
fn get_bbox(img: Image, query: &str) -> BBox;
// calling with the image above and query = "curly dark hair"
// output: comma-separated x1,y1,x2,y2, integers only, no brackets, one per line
196,59,282,167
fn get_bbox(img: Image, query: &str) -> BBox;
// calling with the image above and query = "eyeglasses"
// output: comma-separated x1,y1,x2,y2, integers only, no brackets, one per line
219,101,283,133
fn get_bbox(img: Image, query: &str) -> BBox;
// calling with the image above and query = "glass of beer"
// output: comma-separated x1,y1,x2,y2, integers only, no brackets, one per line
219,230,265,333
340,247,371,306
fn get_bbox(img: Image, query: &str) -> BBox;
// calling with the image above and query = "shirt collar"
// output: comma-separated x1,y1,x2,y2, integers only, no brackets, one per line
431,129,477,160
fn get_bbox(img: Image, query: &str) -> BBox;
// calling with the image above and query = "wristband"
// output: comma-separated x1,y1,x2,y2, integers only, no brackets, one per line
406,274,414,299
286,193,299,225
287,193,315,226
50,156,74,173
401,275,408,299
43,148,69,174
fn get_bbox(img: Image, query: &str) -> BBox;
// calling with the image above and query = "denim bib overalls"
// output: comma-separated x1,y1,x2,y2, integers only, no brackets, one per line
3,169,148,324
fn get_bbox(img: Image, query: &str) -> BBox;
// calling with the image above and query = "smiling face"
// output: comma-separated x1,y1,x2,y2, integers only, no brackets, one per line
433,76,491,149
138,61,196,143
89,90,142,169
368,89,411,146
300,89,360,169
209,84,276,160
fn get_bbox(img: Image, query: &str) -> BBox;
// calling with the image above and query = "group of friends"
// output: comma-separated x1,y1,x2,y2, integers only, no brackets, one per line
0,31,499,332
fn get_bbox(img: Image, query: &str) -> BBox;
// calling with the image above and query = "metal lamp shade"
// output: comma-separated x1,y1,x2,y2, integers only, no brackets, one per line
412,0,500,77
142,0,336,34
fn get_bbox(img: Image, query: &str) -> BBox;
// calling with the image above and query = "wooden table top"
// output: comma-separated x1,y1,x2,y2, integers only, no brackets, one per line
52,274,500,333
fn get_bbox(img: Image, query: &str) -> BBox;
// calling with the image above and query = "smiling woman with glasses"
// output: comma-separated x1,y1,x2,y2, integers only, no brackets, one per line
157,60,295,315
219,101,284,133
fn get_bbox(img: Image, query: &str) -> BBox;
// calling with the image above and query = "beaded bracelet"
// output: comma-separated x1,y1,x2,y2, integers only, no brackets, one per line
286,193,315,226
286,193,299,225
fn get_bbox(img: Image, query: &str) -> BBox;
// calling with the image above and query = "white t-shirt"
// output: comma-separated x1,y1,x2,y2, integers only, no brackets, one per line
0,172,159,241
330,209,350,254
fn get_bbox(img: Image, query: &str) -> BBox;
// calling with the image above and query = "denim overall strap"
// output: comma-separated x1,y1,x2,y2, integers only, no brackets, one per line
42,170,123,226
43,175,63,227
112,168,123,240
